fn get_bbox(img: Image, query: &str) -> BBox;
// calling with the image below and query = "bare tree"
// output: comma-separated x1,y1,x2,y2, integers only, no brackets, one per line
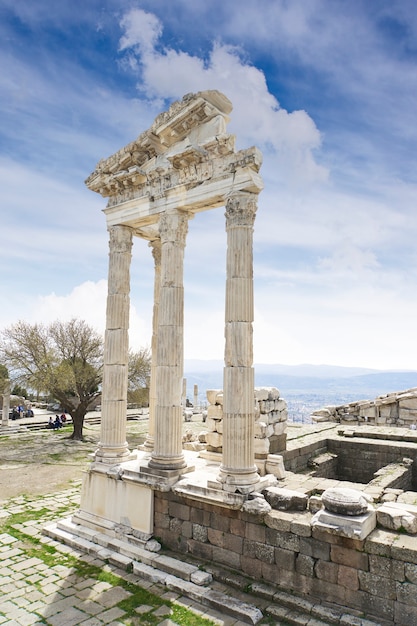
0,319,103,440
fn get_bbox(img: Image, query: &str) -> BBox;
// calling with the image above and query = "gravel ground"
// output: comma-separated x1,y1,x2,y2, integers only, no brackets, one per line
0,413,207,502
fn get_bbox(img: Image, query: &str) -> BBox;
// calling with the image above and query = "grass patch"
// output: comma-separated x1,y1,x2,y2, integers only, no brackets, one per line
1,494,217,626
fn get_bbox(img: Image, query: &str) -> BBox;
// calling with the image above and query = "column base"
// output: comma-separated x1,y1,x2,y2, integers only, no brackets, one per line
94,443,133,465
215,464,265,494
148,453,187,471
140,436,154,453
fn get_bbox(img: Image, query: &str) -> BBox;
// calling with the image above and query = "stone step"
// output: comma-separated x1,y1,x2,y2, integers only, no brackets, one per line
205,564,392,626
42,519,263,625
43,518,388,626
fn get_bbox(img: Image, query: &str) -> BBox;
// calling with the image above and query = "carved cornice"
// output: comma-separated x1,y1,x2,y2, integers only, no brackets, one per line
85,91,263,212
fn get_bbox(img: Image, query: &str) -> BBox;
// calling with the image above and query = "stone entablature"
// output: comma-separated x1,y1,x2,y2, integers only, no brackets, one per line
312,386,417,427
85,91,263,237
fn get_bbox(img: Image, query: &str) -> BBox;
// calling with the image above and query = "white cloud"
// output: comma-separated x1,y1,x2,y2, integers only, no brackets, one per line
119,8,162,55
8,279,153,352
118,8,327,184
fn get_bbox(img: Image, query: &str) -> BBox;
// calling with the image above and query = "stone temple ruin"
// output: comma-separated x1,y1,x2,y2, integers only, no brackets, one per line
45,92,417,625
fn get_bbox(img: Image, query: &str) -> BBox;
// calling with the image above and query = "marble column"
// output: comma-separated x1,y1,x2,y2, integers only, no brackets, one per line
2,380,10,427
142,238,161,453
95,225,133,464
149,210,189,471
218,192,260,492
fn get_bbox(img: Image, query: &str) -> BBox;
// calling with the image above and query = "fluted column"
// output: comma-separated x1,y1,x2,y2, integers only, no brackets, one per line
149,210,189,470
142,238,161,452
2,380,10,427
95,225,133,464
218,192,260,492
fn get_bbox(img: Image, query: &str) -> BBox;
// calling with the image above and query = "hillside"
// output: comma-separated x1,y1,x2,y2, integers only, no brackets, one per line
183,360,417,422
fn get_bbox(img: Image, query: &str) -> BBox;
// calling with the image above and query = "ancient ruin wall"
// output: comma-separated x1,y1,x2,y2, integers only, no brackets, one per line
154,491,417,625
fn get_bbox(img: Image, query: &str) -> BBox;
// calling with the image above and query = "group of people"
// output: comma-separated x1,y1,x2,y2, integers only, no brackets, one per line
11,405,34,420
47,414,67,429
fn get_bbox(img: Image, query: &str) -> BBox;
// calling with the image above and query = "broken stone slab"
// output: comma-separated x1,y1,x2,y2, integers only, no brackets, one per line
242,495,272,515
308,495,323,514
265,454,286,479
322,488,371,516
376,502,417,534
263,487,308,511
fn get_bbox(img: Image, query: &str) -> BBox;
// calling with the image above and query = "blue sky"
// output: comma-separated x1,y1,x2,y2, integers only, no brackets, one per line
1,0,417,370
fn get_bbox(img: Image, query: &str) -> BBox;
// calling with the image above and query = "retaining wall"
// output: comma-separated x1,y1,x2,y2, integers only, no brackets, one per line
154,491,417,625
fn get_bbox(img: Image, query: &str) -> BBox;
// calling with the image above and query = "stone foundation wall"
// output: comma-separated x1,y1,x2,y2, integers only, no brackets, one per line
328,438,417,488
153,490,417,625
283,441,328,473
308,451,338,478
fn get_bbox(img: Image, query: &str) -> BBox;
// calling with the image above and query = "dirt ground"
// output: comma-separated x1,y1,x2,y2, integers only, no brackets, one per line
0,415,207,502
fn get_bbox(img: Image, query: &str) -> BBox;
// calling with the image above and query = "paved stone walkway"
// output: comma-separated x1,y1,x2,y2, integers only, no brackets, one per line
0,485,252,626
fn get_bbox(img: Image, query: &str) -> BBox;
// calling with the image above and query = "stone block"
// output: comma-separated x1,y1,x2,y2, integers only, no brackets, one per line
268,433,287,453
399,397,417,410
263,487,308,511
205,431,223,448
265,454,286,479
223,532,243,554
358,570,396,599
337,564,359,590
168,501,190,521
369,554,405,581
265,510,292,532
205,417,218,432
405,562,417,584
207,404,223,418
394,601,417,626
330,545,369,571
273,420,287,436
254,437,270,456
299,537,330,561
312,507,376,540
207,527,225,548
314,559,338,583
192,523,208,543
211,545,241,570
396,580,417,606
274,546,296,570
245,521,266,542
376,502,417,534
290,515,312,538
295,553,314,577
187,538,213,561
254,421,268,438
206,390,223,406
241,554,263,579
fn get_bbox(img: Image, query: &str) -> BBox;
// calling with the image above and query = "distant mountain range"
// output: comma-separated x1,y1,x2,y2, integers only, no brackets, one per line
183,360,417,405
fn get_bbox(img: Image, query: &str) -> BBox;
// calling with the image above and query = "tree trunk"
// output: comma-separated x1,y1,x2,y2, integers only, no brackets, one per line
70,405,86,440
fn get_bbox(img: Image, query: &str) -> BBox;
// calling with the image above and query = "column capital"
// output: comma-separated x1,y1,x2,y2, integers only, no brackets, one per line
225,192,258,229
108,224,133,253
148,238,162,265
159,210,189,246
